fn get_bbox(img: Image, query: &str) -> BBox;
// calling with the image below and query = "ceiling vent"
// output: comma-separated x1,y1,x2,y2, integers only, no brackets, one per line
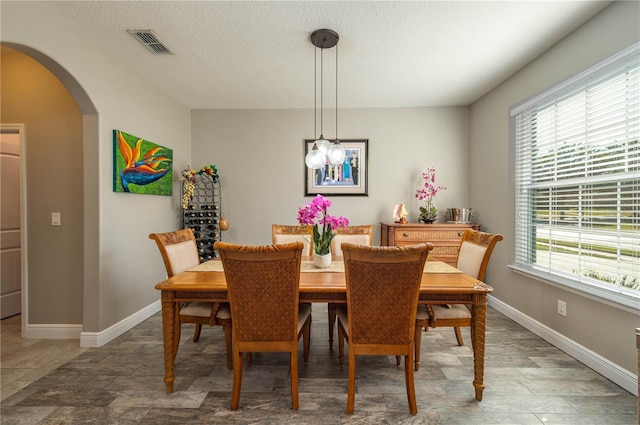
127,30,173,55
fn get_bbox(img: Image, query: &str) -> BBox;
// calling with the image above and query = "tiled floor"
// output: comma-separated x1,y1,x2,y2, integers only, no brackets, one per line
1,305,637,424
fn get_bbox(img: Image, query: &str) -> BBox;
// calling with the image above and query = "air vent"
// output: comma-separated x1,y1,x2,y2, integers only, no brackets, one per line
127,30,173,55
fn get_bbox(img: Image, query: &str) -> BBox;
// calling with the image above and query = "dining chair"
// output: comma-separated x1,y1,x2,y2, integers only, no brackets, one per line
271,224,314,256
327,224,374,350
148,228,233,369
337,242,432,415
214,241,311,411
414,229,503,370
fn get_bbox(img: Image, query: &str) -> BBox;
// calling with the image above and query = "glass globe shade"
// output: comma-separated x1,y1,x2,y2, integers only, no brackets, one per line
305,148,326,169
316,138,331,155
328,142,346,165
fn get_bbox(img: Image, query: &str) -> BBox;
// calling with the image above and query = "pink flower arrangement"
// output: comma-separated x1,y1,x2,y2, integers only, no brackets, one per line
415,167,446,223
297,195,349,255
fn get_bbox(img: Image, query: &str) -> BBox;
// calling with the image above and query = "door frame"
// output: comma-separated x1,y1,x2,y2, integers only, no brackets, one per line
1,123,27,334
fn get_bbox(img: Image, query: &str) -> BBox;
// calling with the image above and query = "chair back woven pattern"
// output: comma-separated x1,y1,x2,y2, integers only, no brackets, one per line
215,241,303,343
342,243,432,345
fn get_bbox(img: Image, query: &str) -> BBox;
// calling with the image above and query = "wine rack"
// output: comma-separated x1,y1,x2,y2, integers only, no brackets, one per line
182,173,221,262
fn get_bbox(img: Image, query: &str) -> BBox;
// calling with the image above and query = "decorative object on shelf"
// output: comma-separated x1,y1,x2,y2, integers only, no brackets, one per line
181,164,222,263
305,29,345,169
393,203,408,224
415,166,446,223
297,194,349,267
446,207,475,224
181,164,219,209
113,130,172,195
304,139,369,197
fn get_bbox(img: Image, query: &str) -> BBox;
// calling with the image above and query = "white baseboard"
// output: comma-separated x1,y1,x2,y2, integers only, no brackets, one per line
24,323,83,339
488,295,638,396
79,300,161,348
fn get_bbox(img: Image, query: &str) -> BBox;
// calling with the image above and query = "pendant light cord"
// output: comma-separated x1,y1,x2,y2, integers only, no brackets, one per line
335,43,338,142
314,45,317,140
320,44,324,138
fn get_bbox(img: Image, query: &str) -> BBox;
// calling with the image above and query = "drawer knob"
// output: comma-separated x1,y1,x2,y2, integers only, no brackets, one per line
403,232,409,237
458,232,463,237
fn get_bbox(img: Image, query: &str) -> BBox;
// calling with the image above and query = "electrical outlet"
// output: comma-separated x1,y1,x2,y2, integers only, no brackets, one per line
557,300,567,317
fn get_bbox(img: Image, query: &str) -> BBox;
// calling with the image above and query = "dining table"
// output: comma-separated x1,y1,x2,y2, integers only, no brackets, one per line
154,258,493,400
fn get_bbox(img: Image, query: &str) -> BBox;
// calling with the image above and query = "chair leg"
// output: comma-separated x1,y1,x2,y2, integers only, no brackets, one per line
328,303,337,350
290,349,299,410
192,324,202,342
230,349,243,410
303,319,311,363
454,326,464,346
404,353,418,415
346,350,356,414
414,322,423,371
223,323,233,370
396,355,401,366
337,323,345,365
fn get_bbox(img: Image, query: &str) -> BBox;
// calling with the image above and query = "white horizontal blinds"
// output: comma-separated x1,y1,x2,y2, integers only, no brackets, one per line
514,45,640,294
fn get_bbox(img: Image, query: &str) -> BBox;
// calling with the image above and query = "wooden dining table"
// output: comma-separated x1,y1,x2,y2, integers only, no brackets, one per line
154,258,493,400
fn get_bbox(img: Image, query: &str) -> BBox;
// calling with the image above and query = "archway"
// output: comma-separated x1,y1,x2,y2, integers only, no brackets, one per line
1,43,99,338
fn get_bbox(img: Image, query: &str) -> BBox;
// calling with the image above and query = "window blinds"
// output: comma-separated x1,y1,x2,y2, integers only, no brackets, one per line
513,43,639,297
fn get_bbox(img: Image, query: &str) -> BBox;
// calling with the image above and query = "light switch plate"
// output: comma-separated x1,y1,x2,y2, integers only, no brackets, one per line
52,212,61,226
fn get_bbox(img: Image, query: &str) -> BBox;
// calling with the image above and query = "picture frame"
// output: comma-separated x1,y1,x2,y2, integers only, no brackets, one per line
304,139,368,196
113,130,173,195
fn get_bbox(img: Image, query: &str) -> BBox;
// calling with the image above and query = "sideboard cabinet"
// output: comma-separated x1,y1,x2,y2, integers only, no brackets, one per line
380,222,481,266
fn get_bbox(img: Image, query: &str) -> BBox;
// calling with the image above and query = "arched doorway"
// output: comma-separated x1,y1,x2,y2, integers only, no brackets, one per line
0,44,99,339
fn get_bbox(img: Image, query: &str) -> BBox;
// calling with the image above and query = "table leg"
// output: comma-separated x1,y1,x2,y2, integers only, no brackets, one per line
161,293,178,393
471,294,487,401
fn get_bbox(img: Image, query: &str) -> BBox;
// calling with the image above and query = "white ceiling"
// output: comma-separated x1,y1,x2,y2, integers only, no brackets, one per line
43,1,611,109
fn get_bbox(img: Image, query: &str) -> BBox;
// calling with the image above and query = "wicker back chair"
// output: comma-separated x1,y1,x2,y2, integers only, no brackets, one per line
414,229,503,369
330,224,374,257
327,224,374,350
271,224,314,256
337,242,432,415
149,228,233,369
214,241,311,411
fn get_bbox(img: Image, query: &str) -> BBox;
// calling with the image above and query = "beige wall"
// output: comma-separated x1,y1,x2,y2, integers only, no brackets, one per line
469,0,640,373
191,106,470,245
1,50,84,323
1,1,192,333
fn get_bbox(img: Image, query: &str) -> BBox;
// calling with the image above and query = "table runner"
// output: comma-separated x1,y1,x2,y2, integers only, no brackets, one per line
189,259,463,274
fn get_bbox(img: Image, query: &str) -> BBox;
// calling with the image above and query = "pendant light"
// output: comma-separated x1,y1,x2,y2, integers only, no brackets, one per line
305,29,345,169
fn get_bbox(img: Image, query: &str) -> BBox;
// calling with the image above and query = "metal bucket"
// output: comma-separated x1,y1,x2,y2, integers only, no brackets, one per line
446,208,475,223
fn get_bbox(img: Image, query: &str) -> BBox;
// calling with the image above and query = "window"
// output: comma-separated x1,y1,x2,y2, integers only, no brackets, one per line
511,43,640,308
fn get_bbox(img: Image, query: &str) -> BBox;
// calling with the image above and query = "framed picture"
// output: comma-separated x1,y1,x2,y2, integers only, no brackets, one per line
113,130,173,195
304,139,368,196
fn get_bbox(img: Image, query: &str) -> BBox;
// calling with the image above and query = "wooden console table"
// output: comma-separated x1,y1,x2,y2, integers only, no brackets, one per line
380,222,481,265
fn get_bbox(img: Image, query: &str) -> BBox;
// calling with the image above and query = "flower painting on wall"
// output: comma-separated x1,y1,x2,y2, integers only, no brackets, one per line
113,130,173,195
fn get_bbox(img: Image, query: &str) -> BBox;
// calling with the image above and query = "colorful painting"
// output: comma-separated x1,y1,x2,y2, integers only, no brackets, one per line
113,130,173,195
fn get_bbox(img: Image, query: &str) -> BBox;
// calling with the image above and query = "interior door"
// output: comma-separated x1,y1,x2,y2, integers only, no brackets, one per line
1,126,23,319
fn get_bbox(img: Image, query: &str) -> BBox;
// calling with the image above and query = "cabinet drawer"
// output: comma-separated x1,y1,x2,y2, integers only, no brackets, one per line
394,229,465,242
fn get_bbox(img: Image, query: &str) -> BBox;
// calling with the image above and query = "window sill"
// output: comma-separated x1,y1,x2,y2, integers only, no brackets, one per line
508,264,640,313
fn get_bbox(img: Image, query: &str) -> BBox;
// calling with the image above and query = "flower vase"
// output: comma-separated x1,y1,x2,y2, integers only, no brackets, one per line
313,252,332,268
